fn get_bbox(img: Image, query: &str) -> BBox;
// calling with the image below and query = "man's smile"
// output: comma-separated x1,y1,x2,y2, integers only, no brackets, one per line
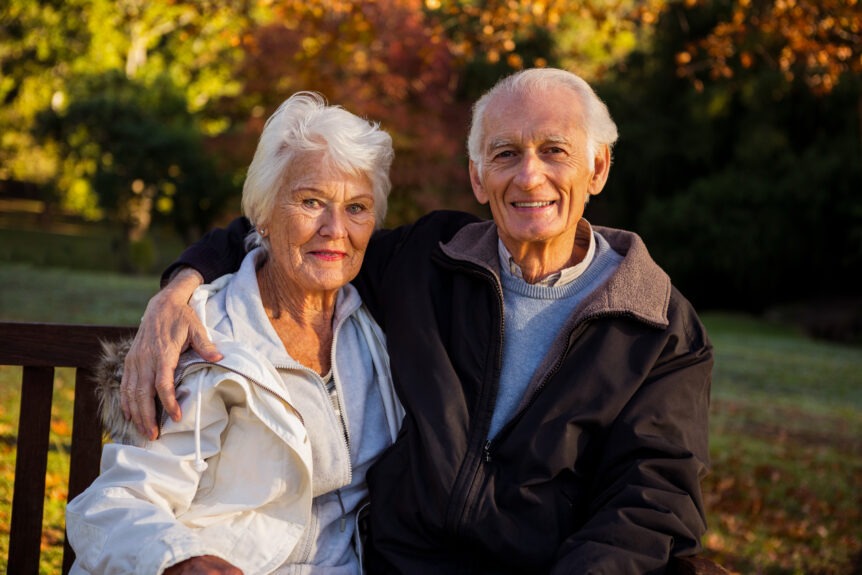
511,200,555,208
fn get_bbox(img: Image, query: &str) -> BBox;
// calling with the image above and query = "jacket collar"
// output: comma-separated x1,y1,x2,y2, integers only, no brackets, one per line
438,220,671,328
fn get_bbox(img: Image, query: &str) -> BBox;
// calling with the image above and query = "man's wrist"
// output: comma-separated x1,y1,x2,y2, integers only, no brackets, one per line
161,267,204,303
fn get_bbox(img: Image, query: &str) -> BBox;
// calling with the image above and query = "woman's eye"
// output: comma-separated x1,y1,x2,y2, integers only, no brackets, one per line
302,198,321,208
347,203,368,215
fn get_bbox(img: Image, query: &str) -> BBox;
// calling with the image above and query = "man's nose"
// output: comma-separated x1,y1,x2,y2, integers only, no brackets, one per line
513,151,544,190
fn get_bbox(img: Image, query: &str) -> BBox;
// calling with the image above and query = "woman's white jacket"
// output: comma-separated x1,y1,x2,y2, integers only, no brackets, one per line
66,252,402,574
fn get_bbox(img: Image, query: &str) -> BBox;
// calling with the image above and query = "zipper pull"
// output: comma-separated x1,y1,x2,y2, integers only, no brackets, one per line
483,439,493,463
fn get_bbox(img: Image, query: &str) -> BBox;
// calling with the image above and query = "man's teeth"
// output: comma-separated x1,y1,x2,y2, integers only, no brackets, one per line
513,201,553,207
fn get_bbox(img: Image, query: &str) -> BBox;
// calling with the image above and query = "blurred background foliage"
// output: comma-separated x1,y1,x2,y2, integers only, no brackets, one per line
1,0,860,327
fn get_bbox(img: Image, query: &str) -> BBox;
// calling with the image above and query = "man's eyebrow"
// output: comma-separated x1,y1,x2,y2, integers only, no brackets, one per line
487,135,571,151
487,138,515,151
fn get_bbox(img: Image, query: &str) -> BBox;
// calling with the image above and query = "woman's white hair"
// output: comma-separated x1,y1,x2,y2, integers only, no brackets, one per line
467,68,619,175
242,91,394,251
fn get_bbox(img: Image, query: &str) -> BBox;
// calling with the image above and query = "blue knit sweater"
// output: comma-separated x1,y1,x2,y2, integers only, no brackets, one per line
489,232,623,438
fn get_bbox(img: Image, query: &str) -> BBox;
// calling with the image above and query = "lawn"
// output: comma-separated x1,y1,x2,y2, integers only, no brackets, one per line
700,313,862,574
0,265,860,574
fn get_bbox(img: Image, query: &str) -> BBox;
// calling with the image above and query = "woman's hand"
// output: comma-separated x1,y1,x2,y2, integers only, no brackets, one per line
120,267,222,439
164,555,243,575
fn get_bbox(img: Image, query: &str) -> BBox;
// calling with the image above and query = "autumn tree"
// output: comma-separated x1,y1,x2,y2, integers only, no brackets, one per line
677,0,861,95
225,0,471,224
599,0,862,310
423,0,668,92
1,0,257,262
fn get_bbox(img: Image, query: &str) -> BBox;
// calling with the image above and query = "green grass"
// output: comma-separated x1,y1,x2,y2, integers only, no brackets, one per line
700,312,862,574
0,263,159,325
0,219,186,274
1,269,861,574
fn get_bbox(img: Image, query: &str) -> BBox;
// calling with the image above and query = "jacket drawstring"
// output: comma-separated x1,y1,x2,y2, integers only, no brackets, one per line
192,375,208,473
188,310,214,474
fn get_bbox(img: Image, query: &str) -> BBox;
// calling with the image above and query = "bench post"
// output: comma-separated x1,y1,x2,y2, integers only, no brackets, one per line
8,366,55,575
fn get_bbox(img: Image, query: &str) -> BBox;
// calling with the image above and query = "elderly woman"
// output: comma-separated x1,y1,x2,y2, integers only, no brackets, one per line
65,92,402,575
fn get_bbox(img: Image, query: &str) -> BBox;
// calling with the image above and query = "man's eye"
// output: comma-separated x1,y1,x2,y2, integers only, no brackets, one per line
494,150,516,159
545,146,565,155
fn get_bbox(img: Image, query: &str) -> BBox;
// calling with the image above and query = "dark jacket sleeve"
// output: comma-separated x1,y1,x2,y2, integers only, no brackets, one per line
353,210,481,329
161,217,253,287
552,295,713,574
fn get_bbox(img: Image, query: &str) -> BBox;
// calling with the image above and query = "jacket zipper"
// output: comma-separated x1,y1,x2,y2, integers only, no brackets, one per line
328,326,352,454
328,314,354,533
437,258,506,537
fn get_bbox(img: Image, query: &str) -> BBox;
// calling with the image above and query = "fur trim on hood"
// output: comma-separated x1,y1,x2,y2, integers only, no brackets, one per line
94,338,157,447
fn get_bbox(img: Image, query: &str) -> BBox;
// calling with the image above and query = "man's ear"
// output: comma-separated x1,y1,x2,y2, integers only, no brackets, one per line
588,145,611,198
469,160,489,204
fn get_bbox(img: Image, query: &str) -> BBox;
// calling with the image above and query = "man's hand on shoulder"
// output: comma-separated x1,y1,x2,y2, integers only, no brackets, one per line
121,267,222,439
164,555,243,575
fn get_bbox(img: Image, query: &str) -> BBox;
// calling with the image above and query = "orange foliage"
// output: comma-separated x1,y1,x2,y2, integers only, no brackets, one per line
679,0,862,94
235,0,474,217
425,0,667,72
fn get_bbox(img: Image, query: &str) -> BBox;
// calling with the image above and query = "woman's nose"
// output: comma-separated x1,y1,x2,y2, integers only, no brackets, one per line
319,208,348,238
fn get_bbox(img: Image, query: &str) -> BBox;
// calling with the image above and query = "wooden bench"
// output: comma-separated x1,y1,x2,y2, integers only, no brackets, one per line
0,320,728,575
0,321,136,574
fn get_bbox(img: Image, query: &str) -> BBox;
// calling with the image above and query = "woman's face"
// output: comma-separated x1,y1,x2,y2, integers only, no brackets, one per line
265,153,377,296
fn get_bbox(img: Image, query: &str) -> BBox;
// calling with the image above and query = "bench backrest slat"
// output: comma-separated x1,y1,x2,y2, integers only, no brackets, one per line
9,366,54,575
0,322,136,574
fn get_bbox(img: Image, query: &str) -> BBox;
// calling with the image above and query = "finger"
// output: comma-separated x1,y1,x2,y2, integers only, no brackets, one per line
127,371,147,439
133,369,159,440
124,350,152,438
189,324,222,363
156,359,182,423
120,354,136,421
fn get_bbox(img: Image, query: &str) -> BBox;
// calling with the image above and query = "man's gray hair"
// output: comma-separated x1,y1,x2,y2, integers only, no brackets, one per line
467,68,619,174
242,91,394,251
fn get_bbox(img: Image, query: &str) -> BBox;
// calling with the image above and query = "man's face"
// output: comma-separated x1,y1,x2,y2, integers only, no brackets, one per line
470,86,609,264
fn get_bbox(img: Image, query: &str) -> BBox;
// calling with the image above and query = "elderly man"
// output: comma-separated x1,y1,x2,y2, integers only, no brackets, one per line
123,68,712,573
